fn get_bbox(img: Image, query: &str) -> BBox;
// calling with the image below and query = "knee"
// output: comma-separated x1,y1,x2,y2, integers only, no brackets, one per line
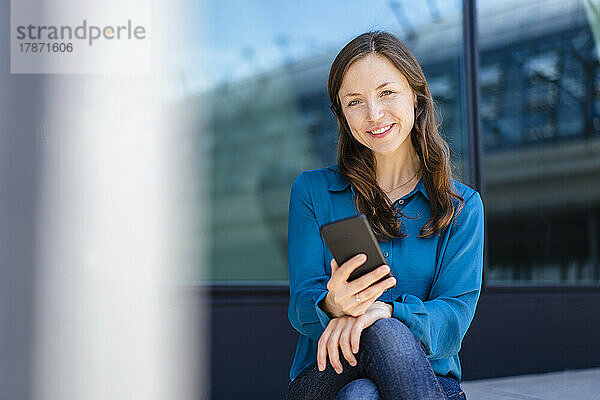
361,318,422,360
335,378,380,400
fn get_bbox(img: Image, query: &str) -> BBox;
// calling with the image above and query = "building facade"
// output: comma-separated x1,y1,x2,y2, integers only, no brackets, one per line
192,0,600,398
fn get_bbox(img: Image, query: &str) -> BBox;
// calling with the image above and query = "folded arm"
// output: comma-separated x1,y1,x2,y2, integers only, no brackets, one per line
287,173,332,341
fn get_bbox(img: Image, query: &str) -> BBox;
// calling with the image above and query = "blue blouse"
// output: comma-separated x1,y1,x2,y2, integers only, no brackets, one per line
287,165,484,382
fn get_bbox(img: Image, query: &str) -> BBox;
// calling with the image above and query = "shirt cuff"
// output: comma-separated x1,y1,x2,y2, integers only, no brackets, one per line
391,300,410,322
314,290,331,329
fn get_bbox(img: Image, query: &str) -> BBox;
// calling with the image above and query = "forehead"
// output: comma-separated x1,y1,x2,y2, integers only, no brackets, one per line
340,53,409,92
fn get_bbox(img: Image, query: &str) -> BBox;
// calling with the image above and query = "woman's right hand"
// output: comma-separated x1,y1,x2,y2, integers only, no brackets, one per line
321,253,396,318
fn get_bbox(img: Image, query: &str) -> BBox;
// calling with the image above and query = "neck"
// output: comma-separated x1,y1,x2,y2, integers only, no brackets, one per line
374,144,421,191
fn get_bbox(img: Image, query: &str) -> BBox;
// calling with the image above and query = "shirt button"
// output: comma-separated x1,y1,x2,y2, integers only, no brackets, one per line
384,251,389,258
398,199,404,205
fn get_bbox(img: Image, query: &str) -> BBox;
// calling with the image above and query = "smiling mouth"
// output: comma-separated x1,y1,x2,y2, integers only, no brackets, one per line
368,123,395,136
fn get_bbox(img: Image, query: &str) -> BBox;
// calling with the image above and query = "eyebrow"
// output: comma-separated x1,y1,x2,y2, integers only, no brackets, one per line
342,82,394,99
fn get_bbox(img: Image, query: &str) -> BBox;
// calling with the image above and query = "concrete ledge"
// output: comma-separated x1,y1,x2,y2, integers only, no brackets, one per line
461,368,600,399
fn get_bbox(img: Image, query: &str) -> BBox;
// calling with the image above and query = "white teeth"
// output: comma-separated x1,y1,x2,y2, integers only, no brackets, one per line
371,124,392,134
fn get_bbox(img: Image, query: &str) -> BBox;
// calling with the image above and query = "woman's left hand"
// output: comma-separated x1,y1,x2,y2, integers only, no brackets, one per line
317,301,393,374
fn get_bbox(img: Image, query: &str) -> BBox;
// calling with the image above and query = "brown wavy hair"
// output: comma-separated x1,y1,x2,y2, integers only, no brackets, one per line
327,31,464,241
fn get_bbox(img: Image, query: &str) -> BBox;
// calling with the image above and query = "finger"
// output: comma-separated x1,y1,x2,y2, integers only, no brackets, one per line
337,253,367,283
350,296,377,317
361,277,397,301
350,319,365,354
346,278,395,317
349,264,391,293
327,319,346,374
330,258,338,276
348,264,391,294
351,277,397,315
317,321,335,371
352,313,382,354
339,319,357,366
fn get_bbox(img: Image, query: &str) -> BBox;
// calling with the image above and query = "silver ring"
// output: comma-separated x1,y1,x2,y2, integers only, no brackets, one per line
355,294,361,303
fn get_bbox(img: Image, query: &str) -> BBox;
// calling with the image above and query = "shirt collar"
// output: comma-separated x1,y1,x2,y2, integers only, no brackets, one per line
326,165,351,192
326,164,429,201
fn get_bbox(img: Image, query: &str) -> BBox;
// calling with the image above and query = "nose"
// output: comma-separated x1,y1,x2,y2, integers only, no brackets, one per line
366,100,384,121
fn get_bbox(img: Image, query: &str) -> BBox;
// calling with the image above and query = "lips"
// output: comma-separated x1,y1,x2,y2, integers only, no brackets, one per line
368,123,395,137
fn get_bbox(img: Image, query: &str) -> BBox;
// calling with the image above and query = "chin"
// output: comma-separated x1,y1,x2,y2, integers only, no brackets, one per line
366,136,410,155
368,142,402,155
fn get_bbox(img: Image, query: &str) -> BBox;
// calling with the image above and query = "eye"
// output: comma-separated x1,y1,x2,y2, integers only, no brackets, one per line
381,90,394,97
347,99,359,107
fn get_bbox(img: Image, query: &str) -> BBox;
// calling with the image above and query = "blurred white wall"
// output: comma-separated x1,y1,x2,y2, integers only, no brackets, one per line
1,0,207,399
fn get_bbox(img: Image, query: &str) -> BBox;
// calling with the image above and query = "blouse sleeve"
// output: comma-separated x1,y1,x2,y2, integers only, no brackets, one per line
287,172,332,341
391,191,485,360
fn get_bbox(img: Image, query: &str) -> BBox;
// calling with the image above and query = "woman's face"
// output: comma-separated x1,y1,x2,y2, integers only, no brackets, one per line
338,53,417,156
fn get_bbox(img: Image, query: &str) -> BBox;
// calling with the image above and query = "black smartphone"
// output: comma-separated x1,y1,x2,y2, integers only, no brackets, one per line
320,214,393,283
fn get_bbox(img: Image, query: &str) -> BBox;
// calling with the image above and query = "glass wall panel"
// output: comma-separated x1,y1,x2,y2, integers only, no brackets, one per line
193,0,467,281
478,0,600,285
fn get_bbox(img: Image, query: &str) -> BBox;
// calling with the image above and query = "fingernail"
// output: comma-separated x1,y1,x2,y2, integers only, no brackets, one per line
350,361,356,367
382,265,389,273
359,254,366,261
318,364,323,371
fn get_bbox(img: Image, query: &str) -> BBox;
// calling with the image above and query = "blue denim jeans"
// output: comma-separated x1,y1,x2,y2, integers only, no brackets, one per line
286,318,466,400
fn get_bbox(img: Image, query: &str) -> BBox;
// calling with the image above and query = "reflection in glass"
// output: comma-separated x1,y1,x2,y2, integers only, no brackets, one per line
479,0,600,285
195,1,465,281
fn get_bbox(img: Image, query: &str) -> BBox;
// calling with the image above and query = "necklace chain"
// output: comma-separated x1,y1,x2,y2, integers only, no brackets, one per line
380,167,422,194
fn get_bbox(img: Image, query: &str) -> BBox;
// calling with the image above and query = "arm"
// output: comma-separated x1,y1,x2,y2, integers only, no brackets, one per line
287,173,332,341
391,192,485,360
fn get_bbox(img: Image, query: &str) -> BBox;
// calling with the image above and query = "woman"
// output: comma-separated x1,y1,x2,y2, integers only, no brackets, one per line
286,31,483,400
